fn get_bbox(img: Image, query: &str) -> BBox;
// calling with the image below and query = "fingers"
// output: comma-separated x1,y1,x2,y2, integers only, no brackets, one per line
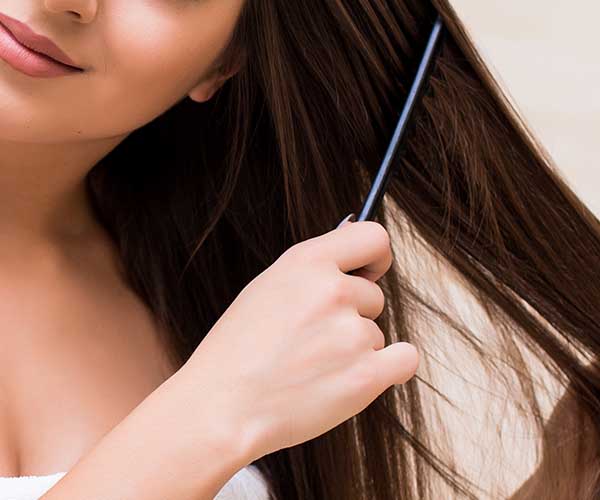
357,315,386,351
324,221,394,281
371,342,419,392
338,272,385,320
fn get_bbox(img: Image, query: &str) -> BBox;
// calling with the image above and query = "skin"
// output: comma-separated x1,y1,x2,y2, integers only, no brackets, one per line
0,0,244,477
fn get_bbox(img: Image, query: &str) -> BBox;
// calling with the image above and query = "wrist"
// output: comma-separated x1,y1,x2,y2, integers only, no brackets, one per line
107,370,259,500
158,367,262,473
39,371,259,500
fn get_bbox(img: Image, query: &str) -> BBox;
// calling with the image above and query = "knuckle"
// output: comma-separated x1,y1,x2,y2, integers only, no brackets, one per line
364,221,391,250
283,238,320,263
346,325,370,353
324,276,351,306
348,359,379,394
334,315,368,355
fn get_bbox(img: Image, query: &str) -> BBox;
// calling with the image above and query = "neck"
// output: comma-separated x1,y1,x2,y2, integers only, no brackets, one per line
0,135,127,246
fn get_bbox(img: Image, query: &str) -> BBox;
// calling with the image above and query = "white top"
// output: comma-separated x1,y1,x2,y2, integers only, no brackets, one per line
0,464,270,500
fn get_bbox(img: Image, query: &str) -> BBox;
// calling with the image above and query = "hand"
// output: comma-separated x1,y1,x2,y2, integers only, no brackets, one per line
176,218,419,463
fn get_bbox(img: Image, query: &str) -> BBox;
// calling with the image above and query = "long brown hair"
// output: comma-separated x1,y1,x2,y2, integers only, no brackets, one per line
86,0,600,498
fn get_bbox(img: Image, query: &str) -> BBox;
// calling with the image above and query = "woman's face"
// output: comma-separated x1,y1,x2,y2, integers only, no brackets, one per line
0,0,245,143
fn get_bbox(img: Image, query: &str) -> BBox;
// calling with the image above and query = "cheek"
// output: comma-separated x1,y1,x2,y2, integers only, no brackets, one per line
106,14,201,99
91,9,234,134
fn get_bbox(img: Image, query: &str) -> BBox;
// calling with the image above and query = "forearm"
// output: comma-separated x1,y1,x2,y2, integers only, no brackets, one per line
40,372,254,500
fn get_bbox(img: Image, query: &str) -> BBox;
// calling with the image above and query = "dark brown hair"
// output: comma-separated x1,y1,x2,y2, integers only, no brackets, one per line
86,0,600,498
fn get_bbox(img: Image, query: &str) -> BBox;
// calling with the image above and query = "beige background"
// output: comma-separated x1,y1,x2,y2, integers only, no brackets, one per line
450,0,599,215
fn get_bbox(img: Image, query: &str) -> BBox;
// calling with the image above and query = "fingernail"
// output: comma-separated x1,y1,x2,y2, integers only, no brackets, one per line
336,212,356,229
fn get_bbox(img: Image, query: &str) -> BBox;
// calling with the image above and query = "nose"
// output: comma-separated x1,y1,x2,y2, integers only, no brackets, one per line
43,0,98,24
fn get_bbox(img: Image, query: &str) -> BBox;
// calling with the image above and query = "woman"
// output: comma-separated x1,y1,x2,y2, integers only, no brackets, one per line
0,0,596,498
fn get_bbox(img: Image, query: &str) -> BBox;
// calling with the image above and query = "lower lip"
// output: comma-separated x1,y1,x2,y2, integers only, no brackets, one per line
0,21,82,78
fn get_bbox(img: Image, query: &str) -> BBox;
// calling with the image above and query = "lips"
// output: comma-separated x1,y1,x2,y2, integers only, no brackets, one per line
0,12,82,70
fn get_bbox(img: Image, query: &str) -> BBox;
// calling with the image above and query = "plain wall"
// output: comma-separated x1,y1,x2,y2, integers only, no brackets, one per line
450,0,599,215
